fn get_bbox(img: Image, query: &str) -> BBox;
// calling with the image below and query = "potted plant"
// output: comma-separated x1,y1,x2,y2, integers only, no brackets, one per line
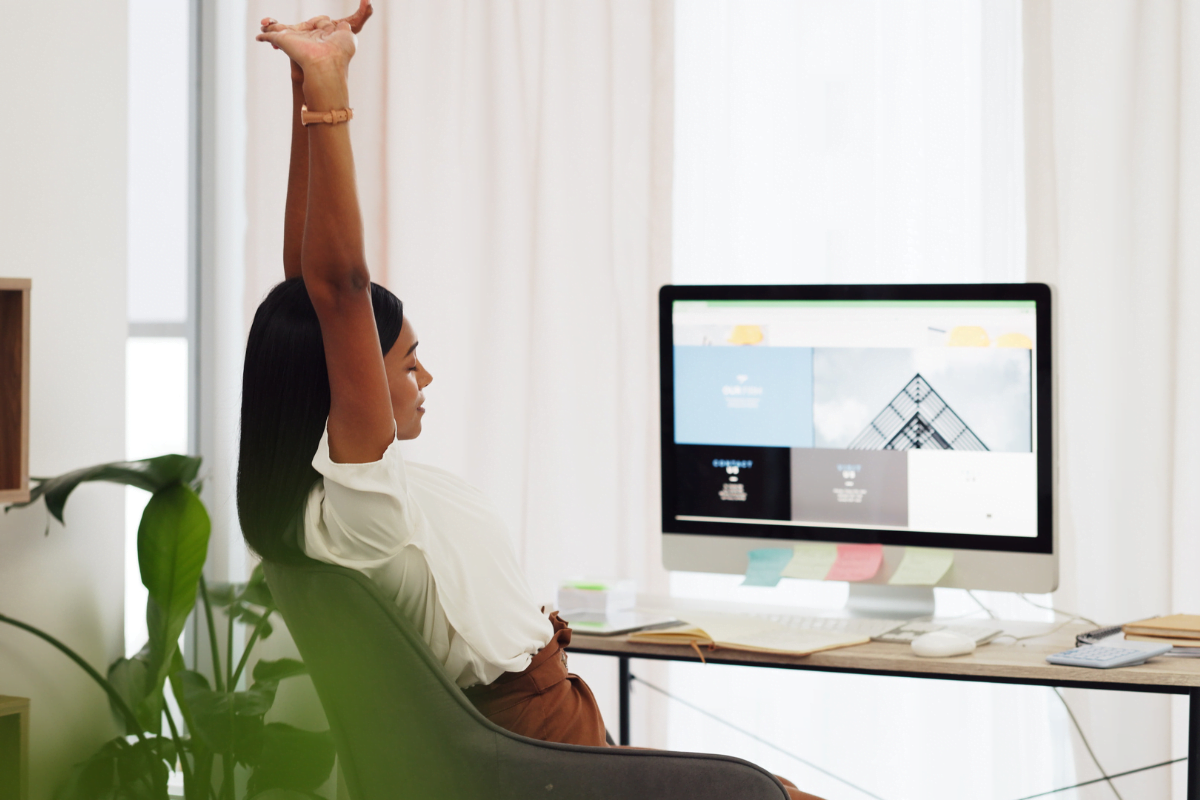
1,455,335,800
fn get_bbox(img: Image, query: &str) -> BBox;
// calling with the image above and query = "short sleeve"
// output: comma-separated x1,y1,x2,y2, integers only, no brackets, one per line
305,426,413,562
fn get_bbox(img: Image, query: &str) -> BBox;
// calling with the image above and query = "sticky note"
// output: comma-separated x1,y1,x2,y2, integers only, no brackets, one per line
825,544,884,582
742,548,794,587
781,543,838,580
887,547,954,586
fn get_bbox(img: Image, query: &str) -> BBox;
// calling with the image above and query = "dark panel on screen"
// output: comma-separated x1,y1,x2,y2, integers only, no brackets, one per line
674,444,791,521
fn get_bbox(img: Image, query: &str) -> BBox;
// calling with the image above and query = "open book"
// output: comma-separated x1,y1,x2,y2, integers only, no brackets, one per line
627,613,869,658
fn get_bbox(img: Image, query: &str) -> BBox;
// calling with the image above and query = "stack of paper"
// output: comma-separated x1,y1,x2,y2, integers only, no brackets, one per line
1122,615,1200,656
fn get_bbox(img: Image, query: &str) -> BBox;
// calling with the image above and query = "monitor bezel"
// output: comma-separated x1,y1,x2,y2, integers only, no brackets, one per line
659,283,1053,555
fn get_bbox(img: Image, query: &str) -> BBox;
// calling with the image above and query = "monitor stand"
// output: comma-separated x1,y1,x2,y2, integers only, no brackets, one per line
845,584,935,620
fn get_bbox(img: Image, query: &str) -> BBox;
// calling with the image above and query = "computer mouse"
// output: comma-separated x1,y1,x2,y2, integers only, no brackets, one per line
911,630,977,658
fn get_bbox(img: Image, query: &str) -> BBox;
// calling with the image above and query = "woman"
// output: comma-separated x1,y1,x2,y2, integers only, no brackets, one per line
243,7,822,799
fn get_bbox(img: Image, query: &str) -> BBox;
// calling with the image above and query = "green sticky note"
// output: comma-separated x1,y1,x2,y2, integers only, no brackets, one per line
887,547,954,586
780,543,839,580
742,548,794,587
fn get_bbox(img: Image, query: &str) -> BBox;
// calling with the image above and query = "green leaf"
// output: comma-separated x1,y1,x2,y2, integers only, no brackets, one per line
251,658,307,685
10,455,202,525
180,671,234,754
54,736,173,800
231,606,274,639
240,564,274,608
204,582,239,608
178,669,277,759
165,650,200,750
138,484,211,726
246,724,335,795
219,563,277,640
234,685,278,717
232,714,267,767
246,790,323,800
107,645,155,734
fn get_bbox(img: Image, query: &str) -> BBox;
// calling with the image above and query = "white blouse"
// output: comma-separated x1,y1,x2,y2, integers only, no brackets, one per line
302,427,553,688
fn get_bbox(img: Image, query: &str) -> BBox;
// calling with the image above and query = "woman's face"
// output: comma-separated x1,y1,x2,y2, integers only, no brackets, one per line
383,318,433,440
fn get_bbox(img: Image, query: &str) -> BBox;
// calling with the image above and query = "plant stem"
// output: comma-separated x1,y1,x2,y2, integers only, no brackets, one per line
198,576,225,692
163,705,192,788
223,752,235,800
0,612,146,742
225,597,236,690
191,747,214,800
229,612,272,688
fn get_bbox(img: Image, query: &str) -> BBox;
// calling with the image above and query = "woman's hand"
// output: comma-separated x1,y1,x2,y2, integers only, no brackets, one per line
261,1,373,82
256,18,355,79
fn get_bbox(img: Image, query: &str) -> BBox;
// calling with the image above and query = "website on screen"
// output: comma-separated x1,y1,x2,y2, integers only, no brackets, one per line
672,300,1038,538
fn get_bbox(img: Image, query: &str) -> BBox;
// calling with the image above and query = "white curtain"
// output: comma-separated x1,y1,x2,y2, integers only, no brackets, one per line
1024,1,1200,796
244,0,675,745
674,0,1026,286
670,3,1084,800
236,1,1200,795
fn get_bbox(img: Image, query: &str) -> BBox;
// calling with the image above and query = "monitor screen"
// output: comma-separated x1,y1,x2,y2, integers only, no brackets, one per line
660,284,1052,554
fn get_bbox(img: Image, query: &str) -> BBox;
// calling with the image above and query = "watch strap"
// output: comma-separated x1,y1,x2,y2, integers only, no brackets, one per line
301,105,354,126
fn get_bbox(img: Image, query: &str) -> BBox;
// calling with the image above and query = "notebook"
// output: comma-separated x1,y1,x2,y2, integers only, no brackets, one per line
1122,615,1200,641
627,613,869,657
1123,633,1200,653
564,610,681,637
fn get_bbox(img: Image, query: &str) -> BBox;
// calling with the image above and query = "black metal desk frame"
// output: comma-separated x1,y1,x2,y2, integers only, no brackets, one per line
568,644,1200,798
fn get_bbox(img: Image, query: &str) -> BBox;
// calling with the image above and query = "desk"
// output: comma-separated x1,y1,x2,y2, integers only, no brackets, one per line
572,613,1200,798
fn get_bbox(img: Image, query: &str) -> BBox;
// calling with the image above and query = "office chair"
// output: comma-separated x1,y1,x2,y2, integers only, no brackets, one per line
265,559,788,800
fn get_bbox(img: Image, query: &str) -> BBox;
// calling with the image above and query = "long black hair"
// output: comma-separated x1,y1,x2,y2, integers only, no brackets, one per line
237,277,404,563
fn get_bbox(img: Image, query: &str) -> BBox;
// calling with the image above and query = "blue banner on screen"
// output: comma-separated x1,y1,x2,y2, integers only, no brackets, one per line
673,346,814,447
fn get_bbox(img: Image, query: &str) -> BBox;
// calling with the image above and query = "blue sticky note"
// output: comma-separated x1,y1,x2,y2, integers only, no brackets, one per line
742,548,794,587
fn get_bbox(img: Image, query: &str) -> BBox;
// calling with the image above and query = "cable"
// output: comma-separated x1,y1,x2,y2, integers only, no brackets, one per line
992,618,1082,643
630,674,889,800
1051,688,1123,800
631,670,1185,800
1018,593,1100,628
966,592,1097,642
965,589,998,619
1011,757,1186,800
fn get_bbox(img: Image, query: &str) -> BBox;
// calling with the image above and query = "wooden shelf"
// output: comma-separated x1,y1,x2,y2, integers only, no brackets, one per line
0,279,30,504
0,696,29,800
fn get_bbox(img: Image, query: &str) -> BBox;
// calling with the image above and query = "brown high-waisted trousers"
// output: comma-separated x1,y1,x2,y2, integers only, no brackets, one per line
464,613,822,800
465,611,608,746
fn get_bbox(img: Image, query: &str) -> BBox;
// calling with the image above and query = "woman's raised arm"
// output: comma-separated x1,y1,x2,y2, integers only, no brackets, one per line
257,15,395,464
265,2,373,280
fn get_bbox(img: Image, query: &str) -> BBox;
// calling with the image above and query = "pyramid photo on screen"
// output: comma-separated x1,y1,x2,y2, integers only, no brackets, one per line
848,374,988,451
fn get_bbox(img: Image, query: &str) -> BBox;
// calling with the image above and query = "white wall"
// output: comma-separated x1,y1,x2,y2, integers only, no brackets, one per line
0,0,128,797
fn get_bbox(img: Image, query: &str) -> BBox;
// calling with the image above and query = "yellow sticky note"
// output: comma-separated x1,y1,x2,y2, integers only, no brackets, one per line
727,325,764,345
781,543,839,580
887,547,954,586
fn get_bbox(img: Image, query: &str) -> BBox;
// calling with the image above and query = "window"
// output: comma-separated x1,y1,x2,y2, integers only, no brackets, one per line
126,0,195,658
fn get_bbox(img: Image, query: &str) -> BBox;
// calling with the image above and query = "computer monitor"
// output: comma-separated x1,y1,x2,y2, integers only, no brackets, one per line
660,284,1056,615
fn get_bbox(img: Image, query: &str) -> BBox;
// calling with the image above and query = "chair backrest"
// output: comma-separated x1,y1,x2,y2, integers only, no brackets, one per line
265,560,503,798
265,559,789,800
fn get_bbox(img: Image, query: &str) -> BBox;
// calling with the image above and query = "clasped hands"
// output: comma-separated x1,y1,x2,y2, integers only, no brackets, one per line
257,0,374,83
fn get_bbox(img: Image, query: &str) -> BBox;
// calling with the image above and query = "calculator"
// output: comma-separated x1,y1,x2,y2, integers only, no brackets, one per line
1045,643,1173,669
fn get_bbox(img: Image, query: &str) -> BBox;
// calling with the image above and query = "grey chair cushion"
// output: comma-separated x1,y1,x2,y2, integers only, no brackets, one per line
265,560,788,800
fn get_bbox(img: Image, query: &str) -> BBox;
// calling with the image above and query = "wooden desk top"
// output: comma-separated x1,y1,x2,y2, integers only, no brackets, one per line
571,621,1200,694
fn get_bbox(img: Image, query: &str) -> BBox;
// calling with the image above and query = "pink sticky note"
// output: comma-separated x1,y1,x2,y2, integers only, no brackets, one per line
824,544,883,582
